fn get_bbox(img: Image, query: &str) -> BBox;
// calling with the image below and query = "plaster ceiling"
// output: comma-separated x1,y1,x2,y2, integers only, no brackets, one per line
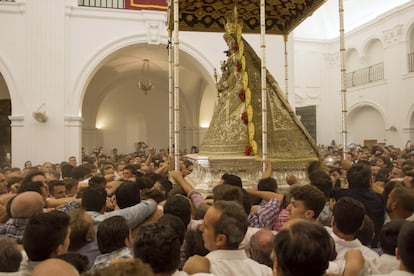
294,0,412,39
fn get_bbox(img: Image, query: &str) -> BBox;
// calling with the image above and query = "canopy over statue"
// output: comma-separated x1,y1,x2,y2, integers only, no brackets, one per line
167,0,327,35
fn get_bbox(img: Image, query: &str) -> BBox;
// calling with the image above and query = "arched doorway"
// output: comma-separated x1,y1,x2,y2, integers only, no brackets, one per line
348,105,385,145
81,43,216,156
0,73,11,166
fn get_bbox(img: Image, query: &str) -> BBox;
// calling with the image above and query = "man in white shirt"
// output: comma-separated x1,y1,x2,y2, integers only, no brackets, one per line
184,200,272,276
328,197,379,275
373,221,414,276
376,220,408,274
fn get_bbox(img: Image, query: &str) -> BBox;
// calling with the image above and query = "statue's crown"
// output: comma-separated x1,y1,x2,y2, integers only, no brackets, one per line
225,6,242,35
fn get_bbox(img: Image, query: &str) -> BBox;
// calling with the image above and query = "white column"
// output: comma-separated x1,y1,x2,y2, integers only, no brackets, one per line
64,116,83,163
339,0,348,158
9,115,25,167
173,0,180,170
260,0,268,166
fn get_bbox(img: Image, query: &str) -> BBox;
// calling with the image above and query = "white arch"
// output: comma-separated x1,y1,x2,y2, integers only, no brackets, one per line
405,103,414,128
348,101,388,126
361,36,384,56
70,33,216,116
404,18,414,44
0,54,20,114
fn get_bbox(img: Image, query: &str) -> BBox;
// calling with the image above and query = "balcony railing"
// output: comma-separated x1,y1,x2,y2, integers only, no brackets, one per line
409,52,414,73
346,62,384,88
78,0,124,9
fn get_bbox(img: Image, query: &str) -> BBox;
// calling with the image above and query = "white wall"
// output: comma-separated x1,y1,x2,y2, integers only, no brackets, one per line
294,1,414,148
2,0,414,166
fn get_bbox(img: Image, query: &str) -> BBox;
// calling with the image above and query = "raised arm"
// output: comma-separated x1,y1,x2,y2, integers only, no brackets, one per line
169,170,194,195
169,170,207,209
246,189,284,202
46,196,79,208
145,146,156,166
260,160,273,179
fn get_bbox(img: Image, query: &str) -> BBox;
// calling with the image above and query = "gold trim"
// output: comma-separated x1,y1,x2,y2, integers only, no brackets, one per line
130,0,168,10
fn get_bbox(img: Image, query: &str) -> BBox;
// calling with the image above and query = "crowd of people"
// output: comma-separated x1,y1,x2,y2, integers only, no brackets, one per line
0,143,414,276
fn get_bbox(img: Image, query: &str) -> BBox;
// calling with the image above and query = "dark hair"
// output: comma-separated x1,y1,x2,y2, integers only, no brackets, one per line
273,221,333,276
55,252,89,273
88,176,107,188
23,211,70,261
133,223,181,274
183,228,209,261
71,166,87,181
48,180,65,196
215,181,251,215
156,177,173,197
290,185,326,218
136,176,153,190
17,180,44,195
397,221,414,272
0,237,22,272
97,216,129,254
163,195,191,227
212,184,243,205
184,159,193,168
61,164,74,179
377,156,393,169
309,171,332,199
221,173,242,188
213,200,248,249
158,214,186,245
375,168,389,182
115,182,140,209
257,177,278,192
62,177,78,192
347,163,371,189
6,176,23,188
383,180,403,202
380,220,408,256
123,165,136,174
68,208,92,251
81,186,107,212
355,215,375,246
21,171,45,186
142,189,165,203
333,197,365,235
307,161,324,176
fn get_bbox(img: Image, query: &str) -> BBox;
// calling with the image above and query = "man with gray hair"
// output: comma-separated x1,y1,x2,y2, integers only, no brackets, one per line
184,200,272,276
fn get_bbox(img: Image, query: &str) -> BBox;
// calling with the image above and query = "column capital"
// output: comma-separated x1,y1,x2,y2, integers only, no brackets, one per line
8,115,24,127
64,115,83,127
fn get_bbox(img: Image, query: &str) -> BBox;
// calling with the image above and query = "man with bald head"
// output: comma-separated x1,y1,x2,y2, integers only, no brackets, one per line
248,228,275,268
31,258,79,276
0,191,44,243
